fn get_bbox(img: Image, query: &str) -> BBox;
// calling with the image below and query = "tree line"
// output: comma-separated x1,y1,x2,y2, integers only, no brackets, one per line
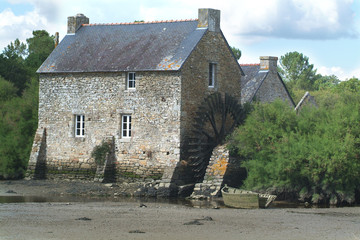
229,51,360,205
0,30,54,179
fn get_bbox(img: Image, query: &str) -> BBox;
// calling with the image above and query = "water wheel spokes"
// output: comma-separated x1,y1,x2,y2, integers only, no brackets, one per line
188,92,246,181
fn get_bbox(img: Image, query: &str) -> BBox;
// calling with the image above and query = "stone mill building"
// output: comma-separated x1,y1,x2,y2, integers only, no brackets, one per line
28,9,243,187
28,8,293,196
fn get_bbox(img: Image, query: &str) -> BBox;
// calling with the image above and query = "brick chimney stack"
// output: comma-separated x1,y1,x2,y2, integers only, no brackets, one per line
260,56,278,72
197,8,220,32
67,13,89,34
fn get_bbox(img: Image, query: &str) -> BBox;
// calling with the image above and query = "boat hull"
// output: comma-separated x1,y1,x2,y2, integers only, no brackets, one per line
221,185,276,209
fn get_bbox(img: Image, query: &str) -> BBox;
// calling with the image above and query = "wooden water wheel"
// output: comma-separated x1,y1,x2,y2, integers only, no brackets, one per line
187,92,247,182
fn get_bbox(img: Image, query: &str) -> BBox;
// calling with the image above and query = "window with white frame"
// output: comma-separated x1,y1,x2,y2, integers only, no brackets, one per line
121,115,132,138
208,63,216,88
75,115,85,137
127,72,136,89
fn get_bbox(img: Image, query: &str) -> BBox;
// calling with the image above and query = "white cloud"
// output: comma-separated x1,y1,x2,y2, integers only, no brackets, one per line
318,66,360,81
224,0,357,40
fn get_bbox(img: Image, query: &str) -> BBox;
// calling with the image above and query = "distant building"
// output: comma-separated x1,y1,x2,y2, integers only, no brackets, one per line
294,91,317,112
241,56,295,107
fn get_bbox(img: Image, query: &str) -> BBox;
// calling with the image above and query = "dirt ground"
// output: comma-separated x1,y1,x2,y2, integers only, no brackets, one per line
1,180,360,240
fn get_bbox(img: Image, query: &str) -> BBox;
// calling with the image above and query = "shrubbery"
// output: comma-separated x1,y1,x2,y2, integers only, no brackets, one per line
229,92,360,204
91,141,111,166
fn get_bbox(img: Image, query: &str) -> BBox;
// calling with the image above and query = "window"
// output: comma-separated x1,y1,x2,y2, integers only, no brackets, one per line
75,115,85,137
208,63,216,88
127,72,136,89
122,115,132,138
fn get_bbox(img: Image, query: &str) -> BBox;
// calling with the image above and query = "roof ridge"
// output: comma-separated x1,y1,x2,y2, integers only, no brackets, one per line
240,63,260,66
83,19,198,27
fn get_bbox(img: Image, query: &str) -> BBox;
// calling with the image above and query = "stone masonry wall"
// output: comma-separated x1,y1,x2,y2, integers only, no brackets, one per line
190,144,229,198
37,71,181,180
180,30,242,156
255,72,295,107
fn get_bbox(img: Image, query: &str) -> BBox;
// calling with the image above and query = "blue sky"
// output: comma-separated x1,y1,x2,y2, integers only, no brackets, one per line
1,0,359,80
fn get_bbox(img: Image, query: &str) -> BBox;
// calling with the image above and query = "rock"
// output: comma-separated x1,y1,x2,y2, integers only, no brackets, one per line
6,190,17,194
178,184,195,197
183,220,203,225
76,217,91,221
202,216,213,221
129,230,145,234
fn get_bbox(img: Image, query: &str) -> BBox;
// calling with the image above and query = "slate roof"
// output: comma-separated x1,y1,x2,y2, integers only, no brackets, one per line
240,64,268,103
38,20,207,73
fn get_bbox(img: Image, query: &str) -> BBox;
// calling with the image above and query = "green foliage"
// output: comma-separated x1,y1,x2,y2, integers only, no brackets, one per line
0,78,39,179
278,51,319,92
3,39,27,59
0,77,18,102
91,141,111,166
313,75,340,90
0,50,30,95
26,30,55,72
0,30,53,179
229,96,360,204
231,46,242,60
335,77,360,93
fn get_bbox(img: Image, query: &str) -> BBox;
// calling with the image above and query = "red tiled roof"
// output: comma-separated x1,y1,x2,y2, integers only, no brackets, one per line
83,19,198,27
240,63,260,66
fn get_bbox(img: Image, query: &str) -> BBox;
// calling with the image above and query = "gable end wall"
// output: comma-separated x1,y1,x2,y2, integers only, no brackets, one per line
180,30,242,157
255,72,295,107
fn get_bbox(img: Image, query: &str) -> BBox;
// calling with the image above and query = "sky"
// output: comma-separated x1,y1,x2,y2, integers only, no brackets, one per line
0,0,359,80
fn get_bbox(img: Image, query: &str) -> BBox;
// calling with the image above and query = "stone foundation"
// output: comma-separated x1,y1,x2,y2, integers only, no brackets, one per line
190,143,246,199
190,144,229,198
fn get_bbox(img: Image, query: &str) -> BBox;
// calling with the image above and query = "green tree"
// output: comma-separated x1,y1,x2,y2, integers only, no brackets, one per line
335,77,360,93
0,78,39,179
278,51,318,91
0,76,18,102
0,51,30,95
25,30,55,71
229,96,360,204
231,46,242,60
313,74,340,90
3,38,27,59
0,30,53,179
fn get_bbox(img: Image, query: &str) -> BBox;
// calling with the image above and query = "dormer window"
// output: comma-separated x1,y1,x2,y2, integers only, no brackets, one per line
209,63,216,88
127,72,136,89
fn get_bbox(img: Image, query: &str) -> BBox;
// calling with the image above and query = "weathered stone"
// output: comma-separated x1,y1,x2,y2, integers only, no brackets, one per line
28,9,245,190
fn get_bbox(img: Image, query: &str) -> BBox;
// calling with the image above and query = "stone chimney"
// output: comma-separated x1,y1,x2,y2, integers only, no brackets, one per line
67,13,89,34
54,32,59,47
260,56,278,72
197,8,220,32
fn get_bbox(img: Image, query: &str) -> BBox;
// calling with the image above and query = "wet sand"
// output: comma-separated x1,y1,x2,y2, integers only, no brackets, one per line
1,180,360,240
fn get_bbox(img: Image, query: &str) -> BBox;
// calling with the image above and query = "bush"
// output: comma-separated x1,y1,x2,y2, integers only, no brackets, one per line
91,141,111,166
229,95,360,204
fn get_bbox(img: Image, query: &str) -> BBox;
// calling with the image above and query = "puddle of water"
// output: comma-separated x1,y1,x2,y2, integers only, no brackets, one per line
1,195,357,209
0,195,223,208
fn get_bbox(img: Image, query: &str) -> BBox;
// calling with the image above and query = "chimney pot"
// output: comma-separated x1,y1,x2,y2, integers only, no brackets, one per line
197,8,220,32
67,13,89,34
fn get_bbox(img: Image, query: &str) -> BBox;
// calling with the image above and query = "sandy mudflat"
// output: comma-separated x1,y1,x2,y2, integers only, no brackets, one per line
1,180,360,240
